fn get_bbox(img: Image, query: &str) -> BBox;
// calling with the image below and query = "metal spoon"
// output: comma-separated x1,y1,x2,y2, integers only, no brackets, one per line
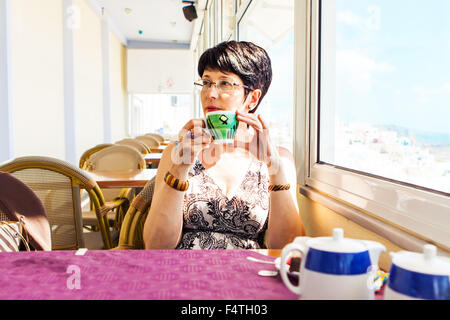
246,256,276,264
257,270,278,277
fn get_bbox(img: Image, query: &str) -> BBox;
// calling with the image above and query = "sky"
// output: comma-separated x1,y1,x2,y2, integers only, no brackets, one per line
329,0,450,136
239,0,450,143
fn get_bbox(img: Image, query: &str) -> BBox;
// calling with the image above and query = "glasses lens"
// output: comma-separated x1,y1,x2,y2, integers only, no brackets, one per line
218,81,234,92
194,81,205,92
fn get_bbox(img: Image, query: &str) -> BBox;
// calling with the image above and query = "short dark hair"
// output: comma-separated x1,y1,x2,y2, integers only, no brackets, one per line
198,41,272,113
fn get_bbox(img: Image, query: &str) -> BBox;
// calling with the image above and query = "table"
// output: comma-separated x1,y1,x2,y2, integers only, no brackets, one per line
0,249,298,300
0,249,386,300
150,145,167,153
144,153,162,164
85,169,157,188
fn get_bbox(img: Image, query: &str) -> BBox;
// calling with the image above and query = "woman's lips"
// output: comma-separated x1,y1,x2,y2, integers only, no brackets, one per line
205,107,222,112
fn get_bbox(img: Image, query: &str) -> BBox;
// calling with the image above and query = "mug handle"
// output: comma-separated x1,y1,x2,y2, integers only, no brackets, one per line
280,243,305,296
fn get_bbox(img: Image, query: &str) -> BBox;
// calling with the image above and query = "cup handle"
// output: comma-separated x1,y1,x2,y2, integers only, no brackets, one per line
280,243,304,296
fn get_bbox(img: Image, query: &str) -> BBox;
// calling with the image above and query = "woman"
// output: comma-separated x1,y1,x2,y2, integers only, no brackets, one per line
143,41,304,249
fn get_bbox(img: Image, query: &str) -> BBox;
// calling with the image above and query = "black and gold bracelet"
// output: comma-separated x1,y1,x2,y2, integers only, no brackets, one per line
164,171,189,192
268,184,290,192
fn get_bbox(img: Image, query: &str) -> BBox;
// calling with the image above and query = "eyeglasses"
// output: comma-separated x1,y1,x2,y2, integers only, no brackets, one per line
194,79,250,93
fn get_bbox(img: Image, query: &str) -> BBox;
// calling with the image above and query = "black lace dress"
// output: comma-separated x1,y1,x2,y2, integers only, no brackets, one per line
176,158,270,249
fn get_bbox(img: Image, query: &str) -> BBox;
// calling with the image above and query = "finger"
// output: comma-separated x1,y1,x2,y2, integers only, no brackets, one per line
236,110,261,124
236,113,263,131
181,129,193,141
258,114,269,130
182,118,206,131
202,128,212,140
187,128,212,144
178,127,191,142
192,126,206,137
191,134,211,146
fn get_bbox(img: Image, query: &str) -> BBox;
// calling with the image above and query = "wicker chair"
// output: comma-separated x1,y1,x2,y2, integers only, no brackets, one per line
79,144,115,214
116,139,150,155
79,143,113,169
114,177,155,250
82,145,146,233
0,156,112,250
135,135,160,149
145,133,164,144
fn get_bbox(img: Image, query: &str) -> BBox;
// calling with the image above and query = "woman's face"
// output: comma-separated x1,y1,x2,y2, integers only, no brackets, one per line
200,69,252,115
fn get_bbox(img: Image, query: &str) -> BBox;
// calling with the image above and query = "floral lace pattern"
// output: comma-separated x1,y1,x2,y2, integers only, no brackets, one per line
176,158,269,249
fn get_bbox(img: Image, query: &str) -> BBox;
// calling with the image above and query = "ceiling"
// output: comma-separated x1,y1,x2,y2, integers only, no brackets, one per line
95,0,206,47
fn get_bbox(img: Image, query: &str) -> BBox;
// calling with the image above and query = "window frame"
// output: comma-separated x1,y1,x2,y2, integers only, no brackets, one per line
297,0,450,249
207,0,219,47
221,0,237,42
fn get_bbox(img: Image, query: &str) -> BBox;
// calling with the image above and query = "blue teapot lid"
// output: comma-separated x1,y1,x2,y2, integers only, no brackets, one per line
309,228,368,253
391,244,450,276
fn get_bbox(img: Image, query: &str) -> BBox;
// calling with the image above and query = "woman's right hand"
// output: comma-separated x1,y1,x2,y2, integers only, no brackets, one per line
171,119,213,170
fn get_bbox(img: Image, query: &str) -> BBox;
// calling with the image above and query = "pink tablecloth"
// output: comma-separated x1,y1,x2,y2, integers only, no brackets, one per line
0,249,298,300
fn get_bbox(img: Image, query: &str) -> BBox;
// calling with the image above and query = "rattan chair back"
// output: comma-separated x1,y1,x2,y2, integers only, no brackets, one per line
0,156,112,250
85,145,146,171
114,177,155,250
145,133,164,144
135,136,160,149
116,139,149,155
79,143,113,169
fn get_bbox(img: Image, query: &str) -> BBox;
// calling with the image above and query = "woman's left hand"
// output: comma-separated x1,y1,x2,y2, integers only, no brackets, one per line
235,110,280,173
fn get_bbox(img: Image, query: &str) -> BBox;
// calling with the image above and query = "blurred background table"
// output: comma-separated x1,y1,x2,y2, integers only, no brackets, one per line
85,169,157,188
150,146,166,153
144,153,162,165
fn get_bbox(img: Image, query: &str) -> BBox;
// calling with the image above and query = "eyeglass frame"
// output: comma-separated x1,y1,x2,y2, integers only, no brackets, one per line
194,79,251,93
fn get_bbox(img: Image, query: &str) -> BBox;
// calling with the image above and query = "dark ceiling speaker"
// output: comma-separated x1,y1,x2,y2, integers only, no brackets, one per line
182,3,197,22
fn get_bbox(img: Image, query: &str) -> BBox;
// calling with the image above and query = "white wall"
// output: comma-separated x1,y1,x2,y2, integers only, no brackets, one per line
73,0,103,159
127,49,194,94
0,0,13,161
10,0,66,160
2,0,129,165
109,31,128,142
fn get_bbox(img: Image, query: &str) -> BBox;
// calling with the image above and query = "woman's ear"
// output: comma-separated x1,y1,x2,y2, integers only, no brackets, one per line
245,89,262,113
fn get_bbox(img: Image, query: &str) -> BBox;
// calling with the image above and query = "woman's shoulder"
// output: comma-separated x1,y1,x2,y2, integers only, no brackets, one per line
276,146,294,162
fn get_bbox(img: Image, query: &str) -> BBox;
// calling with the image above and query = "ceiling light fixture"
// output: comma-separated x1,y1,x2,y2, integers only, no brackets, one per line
124,8,132,14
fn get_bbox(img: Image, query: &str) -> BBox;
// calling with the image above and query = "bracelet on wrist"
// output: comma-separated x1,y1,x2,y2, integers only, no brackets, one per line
164,171,189,192
268,184,290,192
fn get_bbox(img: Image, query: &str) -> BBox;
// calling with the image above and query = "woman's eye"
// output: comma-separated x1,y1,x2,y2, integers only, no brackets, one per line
201,80,211,86
219,81,233,89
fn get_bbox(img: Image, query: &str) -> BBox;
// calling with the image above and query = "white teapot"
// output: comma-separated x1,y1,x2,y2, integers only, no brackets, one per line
280,228,386,300
385,244,450,300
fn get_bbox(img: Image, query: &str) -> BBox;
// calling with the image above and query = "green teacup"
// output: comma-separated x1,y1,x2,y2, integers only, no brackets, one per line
205,111,239,144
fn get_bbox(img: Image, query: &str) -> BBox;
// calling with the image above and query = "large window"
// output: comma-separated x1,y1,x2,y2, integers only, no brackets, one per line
319,0,450,195
238,0,294,152
305,0,450,248
129,94,192,138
